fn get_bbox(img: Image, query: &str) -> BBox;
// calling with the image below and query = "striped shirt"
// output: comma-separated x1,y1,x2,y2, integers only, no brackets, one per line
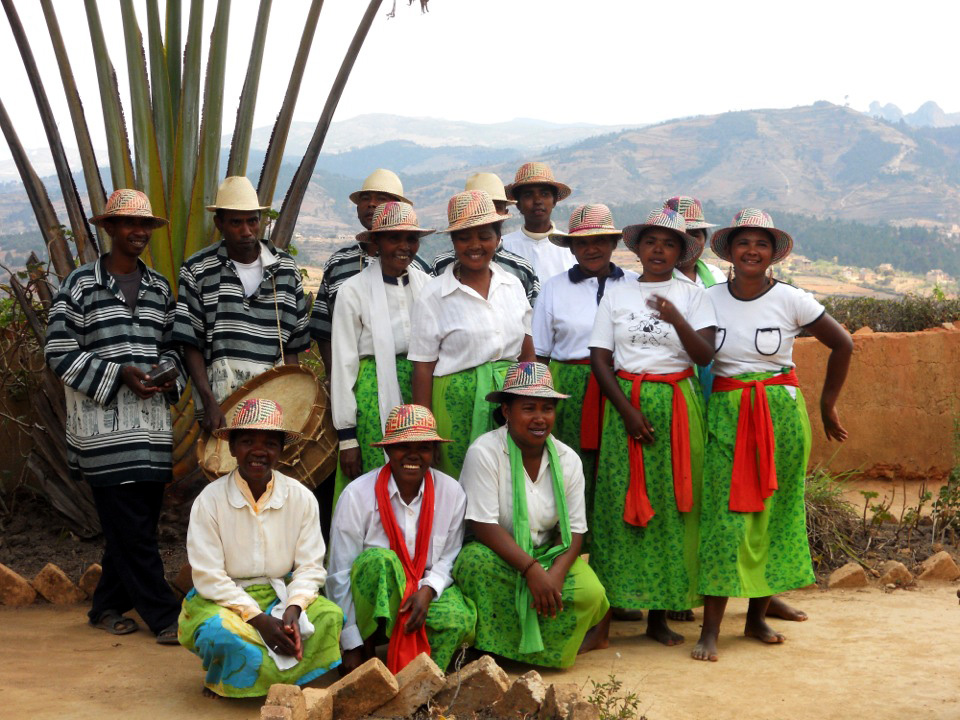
45,258,184,487
308,243,430,343
431,242,540,304
174,240,309,405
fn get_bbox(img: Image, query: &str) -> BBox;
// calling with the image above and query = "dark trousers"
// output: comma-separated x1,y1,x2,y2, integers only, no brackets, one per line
88,481,181,634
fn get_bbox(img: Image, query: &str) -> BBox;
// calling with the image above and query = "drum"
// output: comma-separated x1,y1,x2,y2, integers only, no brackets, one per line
196,364,337,487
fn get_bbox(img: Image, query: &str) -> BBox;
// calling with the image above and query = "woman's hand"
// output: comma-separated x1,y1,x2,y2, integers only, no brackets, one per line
339,646,366,675
525,563,563,618
281,605,303,660
821,402,848,442
249,612,299,658
339,447,362,480
401,586,436,633
646,294,683,326
622,405,655,444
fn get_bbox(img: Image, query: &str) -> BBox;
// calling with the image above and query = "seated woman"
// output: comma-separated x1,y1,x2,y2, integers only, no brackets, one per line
178,398,343,698
326,404,476,675
454,362,611,668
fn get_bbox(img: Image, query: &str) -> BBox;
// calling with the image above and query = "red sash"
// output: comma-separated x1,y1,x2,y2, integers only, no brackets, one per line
375,464,434,673
616,368,695,527
564,359,604,451
711,370,800,512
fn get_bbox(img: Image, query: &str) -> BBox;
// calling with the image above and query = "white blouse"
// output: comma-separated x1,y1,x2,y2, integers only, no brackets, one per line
408,263,533,377
502,225,576,286
461,425,587,547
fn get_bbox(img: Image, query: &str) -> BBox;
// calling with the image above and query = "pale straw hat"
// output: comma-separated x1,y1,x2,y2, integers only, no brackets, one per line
442,190,506,233
206,176,270,212
549,203,622,248
485,362,569,403
504,161,572,202
663,196,716,230
356,202,435,244
710,208,794,263
349,168,410,205
212,397,302,446
465,172,515,205
622,208,700,265
90,189,167,228
370,404,451,447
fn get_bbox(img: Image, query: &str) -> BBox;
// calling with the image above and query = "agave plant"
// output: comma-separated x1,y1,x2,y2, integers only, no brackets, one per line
0,0,410,534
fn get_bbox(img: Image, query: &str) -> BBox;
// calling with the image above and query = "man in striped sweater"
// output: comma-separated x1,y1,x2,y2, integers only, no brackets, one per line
45,189,184,644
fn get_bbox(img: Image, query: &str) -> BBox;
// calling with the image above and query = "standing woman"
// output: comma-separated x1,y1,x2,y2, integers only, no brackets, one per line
409,190,536,479
589,209,717,645
666,196,725,289
331,202,433,505
533,204,637,524
692,209,852,662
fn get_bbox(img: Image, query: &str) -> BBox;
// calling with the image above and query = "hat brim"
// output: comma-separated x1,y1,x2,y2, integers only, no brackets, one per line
370,432,452,447
442,212,505,234
89,214,168,229
710,226,793,264
357,226,435,244
348,190,411,205
548,229,622,248
504,180,572,203
205,204,271,212
485,387,570,403
623,224,701,265
212,426,302,446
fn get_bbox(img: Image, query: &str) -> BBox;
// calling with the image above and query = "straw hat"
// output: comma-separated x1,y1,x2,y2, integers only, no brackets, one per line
504,162,572,202
549,203,622,248
663,196,716,230
206,176,270,212
710,208,794,263
442,190,505,233
371,404,451,447
212,397,302,446
485,362,569,403
622,208,700,265
465,172,515,205
357,202,435,244
349,168,410,205
90,189,167,228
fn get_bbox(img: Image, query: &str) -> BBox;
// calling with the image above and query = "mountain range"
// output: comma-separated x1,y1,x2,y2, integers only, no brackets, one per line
867,101,960,128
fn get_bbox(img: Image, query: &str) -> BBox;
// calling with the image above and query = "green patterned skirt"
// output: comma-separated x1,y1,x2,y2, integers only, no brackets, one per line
698,371,815,598
590,375,706,612
351,548,477,671
453,542,610,668
548,361,598,522
177,585,343,698
333,356,413,507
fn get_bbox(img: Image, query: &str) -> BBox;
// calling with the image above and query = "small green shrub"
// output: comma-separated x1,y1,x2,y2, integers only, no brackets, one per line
587,674,647,720
820,293,960,333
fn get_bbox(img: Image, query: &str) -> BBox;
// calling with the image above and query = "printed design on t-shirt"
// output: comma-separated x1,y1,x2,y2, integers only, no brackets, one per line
715,328,726,352
755,327,782,356
627,311,671,348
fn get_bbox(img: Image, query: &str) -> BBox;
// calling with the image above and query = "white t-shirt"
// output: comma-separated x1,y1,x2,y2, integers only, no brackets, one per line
589,276,717,374
533,265,639,361
707,281,825,377
232,256,264,297
502,225,576,287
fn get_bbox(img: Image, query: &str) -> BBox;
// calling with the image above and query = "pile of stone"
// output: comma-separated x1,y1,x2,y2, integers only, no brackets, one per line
826,550,960,590
0,561,101,606
260,654,599,720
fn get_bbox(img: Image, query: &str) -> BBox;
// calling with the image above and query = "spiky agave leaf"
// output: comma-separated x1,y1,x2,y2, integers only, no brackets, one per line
165,0,182,122
226,0,272,178
146,0,175,192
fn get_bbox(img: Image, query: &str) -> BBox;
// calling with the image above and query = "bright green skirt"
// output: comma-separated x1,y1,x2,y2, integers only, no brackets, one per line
350,548,477,671
589,375,706,612
548,361,599,526
698,371,815,598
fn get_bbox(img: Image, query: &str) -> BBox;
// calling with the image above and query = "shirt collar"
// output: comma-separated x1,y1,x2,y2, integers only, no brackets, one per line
439,261,508,298
226,470,287,512
382,273,410,286
216,239,280,269
568,263,624,284
374,472,426,511
95,256,156,297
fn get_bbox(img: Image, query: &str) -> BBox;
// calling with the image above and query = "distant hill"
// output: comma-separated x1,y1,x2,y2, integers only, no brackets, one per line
867,101,960,128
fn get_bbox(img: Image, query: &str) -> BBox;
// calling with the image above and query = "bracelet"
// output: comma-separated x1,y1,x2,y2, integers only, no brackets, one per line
520,558,537,577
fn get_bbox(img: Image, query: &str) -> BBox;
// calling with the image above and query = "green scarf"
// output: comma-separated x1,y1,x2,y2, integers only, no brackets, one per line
695,259,718,288
469,360,512,442
508,432,571,654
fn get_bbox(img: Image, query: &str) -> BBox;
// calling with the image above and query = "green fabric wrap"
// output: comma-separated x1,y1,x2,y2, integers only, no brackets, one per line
695,259,719,288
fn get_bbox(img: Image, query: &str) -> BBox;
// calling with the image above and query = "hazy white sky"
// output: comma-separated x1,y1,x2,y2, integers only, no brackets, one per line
1,0,957,158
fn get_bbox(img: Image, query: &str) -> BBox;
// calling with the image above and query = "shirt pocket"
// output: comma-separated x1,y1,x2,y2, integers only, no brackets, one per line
755,328,782,356
430,532,449,569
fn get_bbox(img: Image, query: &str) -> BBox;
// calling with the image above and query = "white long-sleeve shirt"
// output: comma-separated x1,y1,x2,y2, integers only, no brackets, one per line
501,224,575,286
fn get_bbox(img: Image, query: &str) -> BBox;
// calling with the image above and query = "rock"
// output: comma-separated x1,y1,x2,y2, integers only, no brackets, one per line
885,583,897,591
77,564,102,599
540,682,583,720
941,322,957,331
261,707,293,720
853,326,874,335
827,562,868,589
265,684,307,720
0,563,37,607
570,700,602,720
878,560,913,587
373,652,445,718
172,562,193,596
302,688,332,720
31,563,86,604
918,550,960,581
490,670,546,719
327,657,398,720
435,655,510,714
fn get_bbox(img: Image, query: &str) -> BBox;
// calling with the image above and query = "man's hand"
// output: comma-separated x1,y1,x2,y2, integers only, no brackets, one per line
120,365,159,399
201,395,227,434
401,586,436,633
339,447,363,480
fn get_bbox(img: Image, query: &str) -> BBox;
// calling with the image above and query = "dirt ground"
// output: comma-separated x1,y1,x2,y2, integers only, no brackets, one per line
1,586,958,720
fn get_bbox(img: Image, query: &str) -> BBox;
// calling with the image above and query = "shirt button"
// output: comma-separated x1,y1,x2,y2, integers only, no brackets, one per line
407,509,414,517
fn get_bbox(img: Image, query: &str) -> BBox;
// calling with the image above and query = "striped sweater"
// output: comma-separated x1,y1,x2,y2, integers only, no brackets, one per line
45,258,184,487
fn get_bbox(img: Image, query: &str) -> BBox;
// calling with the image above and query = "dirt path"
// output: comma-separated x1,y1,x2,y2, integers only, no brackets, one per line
1,586,957,720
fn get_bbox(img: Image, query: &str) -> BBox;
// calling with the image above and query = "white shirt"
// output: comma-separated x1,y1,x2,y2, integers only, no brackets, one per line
502,225,576,286
533,264,639,361
408,263,533,377
232,256,264,297
186,471,327,621
707,280,825,377
326,467,467,651
674,261,727,288
461,425,588,547
589,276,717,374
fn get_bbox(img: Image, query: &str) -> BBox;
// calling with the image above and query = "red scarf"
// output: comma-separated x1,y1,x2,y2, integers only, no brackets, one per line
616,368,696,527
375,464,435,673
564,359,605,451
712,370,800,512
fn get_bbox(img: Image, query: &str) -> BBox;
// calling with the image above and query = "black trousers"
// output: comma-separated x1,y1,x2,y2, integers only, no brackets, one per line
88,481,181,634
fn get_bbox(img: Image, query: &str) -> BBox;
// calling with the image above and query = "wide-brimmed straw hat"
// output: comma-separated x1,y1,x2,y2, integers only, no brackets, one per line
465,172,515,205
711,208,794,263
663,196,716,230
349,168,410,205
213,397,302,445
549,203,622,248
622,208,700,265
504,162,572,202
485,362,569,404
442,190,505,233
90,189,167,228
206,176,270,212
371,404,451,447
356,202,435,244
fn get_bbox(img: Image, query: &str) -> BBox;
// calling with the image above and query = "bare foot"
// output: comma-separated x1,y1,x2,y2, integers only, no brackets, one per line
645,610,684,646
667,609,695,622
611,606,644,621
744,617,786,645
766,596,808,622
691,631,719,662
578,609,612,654
201,686,220,700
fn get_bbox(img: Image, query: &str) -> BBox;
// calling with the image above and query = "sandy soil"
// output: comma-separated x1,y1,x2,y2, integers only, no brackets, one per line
1,586,957,720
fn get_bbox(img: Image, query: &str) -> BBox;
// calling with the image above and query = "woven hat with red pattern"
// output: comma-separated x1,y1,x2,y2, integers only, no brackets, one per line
485,362,569,403
213,397,302,445
549,203,622,248
90,189,167,228
356,202,435,244
504,162,572,202
710,208,794,263
622,208,700,265
663,196,716,230
442,190,505,233
371,404,451,446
